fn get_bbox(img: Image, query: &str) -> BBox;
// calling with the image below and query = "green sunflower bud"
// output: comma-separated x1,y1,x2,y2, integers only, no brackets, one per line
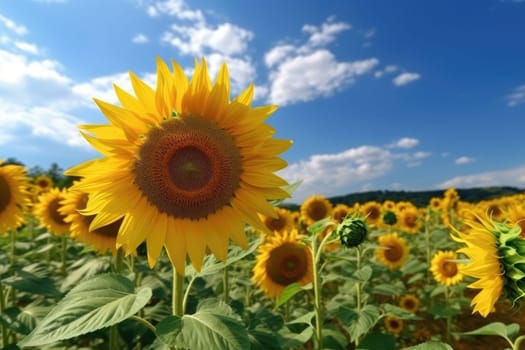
337,216,368,248
383,210,397,226
494,221,525,304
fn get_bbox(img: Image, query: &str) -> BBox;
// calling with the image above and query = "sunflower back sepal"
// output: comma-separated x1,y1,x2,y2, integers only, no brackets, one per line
337,215,368,248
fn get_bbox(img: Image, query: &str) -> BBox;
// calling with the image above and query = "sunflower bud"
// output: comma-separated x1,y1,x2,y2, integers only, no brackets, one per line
382,210,397,226
337,216,368,248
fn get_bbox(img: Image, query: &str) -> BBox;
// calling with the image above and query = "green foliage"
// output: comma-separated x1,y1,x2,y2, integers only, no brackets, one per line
401,341,454,350
18,274,152,347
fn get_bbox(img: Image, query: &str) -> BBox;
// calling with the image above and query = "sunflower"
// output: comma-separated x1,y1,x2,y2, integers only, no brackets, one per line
505,204,525,237
399,294,420,313
384,316,403,334
34,188,70,235
382,200,396,211
59,186,121,254
0,161,30,233
65,58,291,273
376,232,409,269
452,212,525,317
332,203,352,224
259,207,294,235
429,197,443,211
34,175,53,193
252,229,313,299
360,201,382,226
398,208,422,234
300,194,333,226
430,251,463,286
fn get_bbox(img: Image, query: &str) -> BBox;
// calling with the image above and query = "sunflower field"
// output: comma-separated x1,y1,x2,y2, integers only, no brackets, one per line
2,58,525,350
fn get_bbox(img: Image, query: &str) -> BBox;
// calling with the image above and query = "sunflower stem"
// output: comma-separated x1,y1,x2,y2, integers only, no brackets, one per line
9,229,16,265
129,315,157,335
223,265,229,304
444,286,451,342
355,245,363,347
109,249,125,350
182,275,197,315
0,283,8,347
311,234,323,350
114,248,125,273
60,235,67,276
512,334,525,350
425,207,432,284
173,268,184,317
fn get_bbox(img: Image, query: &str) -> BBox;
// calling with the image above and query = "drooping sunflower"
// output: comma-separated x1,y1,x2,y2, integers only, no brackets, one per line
59,186,121,254
0,161,30,233
452,212,525,317
505,204,525,237
252,229,313,299
34,188,70,235
65,58,291,272
430,251,463,286
34,175,53,193
300,194,333,226
259,207,294,235
384,316,403,335
376,232,409,269
399,294,420,313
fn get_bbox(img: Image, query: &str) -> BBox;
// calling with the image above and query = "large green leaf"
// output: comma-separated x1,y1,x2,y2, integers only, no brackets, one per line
463,321,519,340
18,274,152,347
274,283,311,310
156,300,249,350
347,305,380,343
401,341,454,350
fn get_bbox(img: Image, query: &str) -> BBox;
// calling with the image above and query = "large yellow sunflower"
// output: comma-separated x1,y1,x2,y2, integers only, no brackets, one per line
430,251,463,286
452,213,506,317
59,186,121,254
360,201,382,226
0,161,30,233
65,58,291,272
398,208,422,234
252,229,313,299
34,188,70,235
300,194,333,226
376,232,409,269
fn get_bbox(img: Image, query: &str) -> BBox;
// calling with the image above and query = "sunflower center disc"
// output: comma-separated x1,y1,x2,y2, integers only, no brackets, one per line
49,198,68,226
0,175,11,212
267,243,308,285
385,244,402,262
134,116,242,220
307,202,329,222
442,261,458,277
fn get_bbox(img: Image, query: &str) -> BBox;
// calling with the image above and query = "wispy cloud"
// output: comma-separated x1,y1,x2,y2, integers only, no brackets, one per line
374,64,398,78
279,142,430,202
132,33,149,44
0,14,28,35
13,41,39,55
147,0,204,22
506,84,525,107
265,17,378,106
437,165,525,189
393,72,421,86
388,137,419,149
455,156,476,165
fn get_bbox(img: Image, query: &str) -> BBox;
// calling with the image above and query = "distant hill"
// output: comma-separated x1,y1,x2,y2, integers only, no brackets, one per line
282,186,524,211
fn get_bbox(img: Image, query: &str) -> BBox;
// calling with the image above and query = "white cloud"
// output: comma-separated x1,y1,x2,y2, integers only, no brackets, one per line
0,14,28,35
132,33,149,44
147,0,204,23
268,50,378,105
374,64,398,78
363,28,376,39
388,137,419,149
265,17,378,106
279,145,393,202
14,41,39,55
0,50,70,85
455,156,476,165
437,166,525,189
506,84,525,107
393,72,421,86
302,19,351,47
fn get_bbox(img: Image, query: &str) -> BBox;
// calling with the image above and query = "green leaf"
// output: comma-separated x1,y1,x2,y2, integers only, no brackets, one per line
358,332,397,350
249,328,282,350
18,274,152,347
353,266,373,282
400,259,427,275
2,270,61,298
156,309,250,350
401,341,454,350
323,327,348,350
286,311,315,326
60,256,109,292
307,218,334,236
382,304,420,320
347,305,380,342
279,325,313,348
370,281,406,295
463,321,520,340
274,283,309,310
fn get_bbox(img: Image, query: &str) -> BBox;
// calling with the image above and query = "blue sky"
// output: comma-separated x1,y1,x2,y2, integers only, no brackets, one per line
1,0,524,202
